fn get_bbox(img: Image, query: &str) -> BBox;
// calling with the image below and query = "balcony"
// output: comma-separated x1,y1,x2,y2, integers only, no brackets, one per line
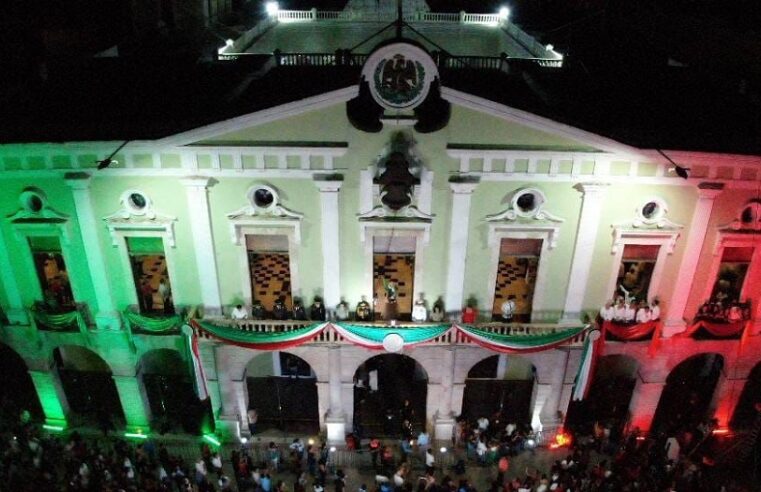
195,318,591,348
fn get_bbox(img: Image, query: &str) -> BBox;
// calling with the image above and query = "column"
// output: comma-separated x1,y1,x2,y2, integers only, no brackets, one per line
181,177,223,316
326,346,345,444
663,182,724,336
65,173,119,330
28,370,68,427
0,227,27,324
444,181,479,316
314,178,344,312
211,344,241,440
710,373,744,429
434,347,456,440
628,379,665,433
538,353,568,431
112,374,151,433
561,183,609,323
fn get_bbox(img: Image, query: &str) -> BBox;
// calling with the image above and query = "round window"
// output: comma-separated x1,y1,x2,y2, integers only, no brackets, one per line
516,192,537,213
20,189,45,213
642,201,659,220
128,192,147,210
741,206,755,224
253,188,275,208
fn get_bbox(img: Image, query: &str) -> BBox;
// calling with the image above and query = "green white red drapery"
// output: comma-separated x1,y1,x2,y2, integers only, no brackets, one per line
602,320,659,340
188,319,588,353
455,324,587,353
572,330,602,401
182,324,209,401
679,319,748,338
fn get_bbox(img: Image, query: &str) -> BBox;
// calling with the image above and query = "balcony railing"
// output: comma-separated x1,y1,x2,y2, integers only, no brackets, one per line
198,319,591,347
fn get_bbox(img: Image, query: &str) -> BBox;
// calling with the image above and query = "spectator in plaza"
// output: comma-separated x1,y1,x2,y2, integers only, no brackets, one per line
269,441,281,471
425,447,436,474
247,407,258,435
231,303,249,319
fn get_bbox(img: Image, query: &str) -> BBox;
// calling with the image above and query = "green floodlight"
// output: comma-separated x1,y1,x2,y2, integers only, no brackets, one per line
43,424,65,432
125,432,149,440
203,434,222,447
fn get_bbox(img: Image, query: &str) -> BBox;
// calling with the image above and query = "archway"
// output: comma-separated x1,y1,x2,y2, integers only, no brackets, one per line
565,354,639,438
731,361,761,430
353,354,428,437
140,349,211,434
461,355,535,426
245,351,319,434
53,345,124,428
651,353,724,435
0,343,43,423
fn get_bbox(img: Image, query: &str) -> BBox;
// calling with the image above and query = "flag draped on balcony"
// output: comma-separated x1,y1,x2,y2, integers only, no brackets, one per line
188,319,589,352
572,329,602,401
455,324,587,353
182,324,209,401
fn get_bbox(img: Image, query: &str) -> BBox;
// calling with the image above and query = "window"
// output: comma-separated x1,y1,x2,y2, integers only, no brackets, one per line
28,236,74,310
614,244,659,301
127,237,173,315
710,247,753,304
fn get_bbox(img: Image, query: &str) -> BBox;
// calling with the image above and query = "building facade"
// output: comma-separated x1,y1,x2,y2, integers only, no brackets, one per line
1,1,760,443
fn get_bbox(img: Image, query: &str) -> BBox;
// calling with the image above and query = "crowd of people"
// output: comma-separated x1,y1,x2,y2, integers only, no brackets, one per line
2,405,755,491
598,298,660,325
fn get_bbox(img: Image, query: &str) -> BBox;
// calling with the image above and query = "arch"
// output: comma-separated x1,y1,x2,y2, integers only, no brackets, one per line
731,360,761,429
0,343,43,421
566,354,640,437
353,353,428,438
52,345,125,428
461,355,536,426
651,353,724,435
244,351,319,434
138,349,210,434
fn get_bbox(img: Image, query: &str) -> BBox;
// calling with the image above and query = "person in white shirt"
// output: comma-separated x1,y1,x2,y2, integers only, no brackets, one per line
425,448,435,473
477,416,489,432
623,301,636,323
613,298,627,322
231,304,249,320
650,299,661,320
501,296,516,321
636,306,651,323
599,301,615,321
411,296,428,322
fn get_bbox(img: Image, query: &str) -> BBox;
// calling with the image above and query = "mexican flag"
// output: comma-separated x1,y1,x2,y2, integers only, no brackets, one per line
182,324,209,401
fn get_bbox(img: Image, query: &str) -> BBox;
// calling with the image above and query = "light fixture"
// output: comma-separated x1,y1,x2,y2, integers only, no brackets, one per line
240,437,248,444
657,149,689,180
203,434,222,447
545,44,554,51
329,446,337,452
226,39,234,47
439,446,447,453
266,1,279,17
498,7,510,20
96,140,129,170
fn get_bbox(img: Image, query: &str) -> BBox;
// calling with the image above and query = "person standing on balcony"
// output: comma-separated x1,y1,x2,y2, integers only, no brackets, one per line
232,304,249,320
158,278,171,310
599,300,615,321
501,296,516,322
650,299,661,320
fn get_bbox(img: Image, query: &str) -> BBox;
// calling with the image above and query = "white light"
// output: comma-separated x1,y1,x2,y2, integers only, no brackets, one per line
226,39,234,47
240,437,248,444
329,446,337,452
308,439,315,445
439,447,447,453
526,439,536,448
266,1,279,17
498,7,510,20
546,44,554,52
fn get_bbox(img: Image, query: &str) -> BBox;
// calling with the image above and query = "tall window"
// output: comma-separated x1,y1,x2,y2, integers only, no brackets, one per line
29,236,73,311
710,247,753,304
492,238,542,322
127,237,173,314
373,236,416,320
247,234,292,314
613,244,659,301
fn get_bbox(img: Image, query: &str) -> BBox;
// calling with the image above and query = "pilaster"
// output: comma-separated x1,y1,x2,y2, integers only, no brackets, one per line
326,345,346,444
663,182,724,336
64,173,119,330
434,347,456,440
444,181,479,316
0,227,27,324
561,183,609,323
314,177,344,311
28,369,68,427
628,379,665,433
112,374,151,433
181,177,223,316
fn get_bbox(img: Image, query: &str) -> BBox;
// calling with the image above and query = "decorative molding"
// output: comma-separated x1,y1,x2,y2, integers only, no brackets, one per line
718,200,761,233
611,197,684,254
359,221,431,244
487,222,561,250
357,204,433,221
103,190,177,247
611,228,681,255
486,197,564,224
226,185,303,221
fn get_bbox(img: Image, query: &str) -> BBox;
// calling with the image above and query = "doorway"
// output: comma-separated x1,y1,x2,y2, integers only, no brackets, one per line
491,239,542,322
29,236,74,310
127,237,173,314
614,244,659,302
373,236,416,320
247,235,292,314
461,355,535,425
353,354,428,437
